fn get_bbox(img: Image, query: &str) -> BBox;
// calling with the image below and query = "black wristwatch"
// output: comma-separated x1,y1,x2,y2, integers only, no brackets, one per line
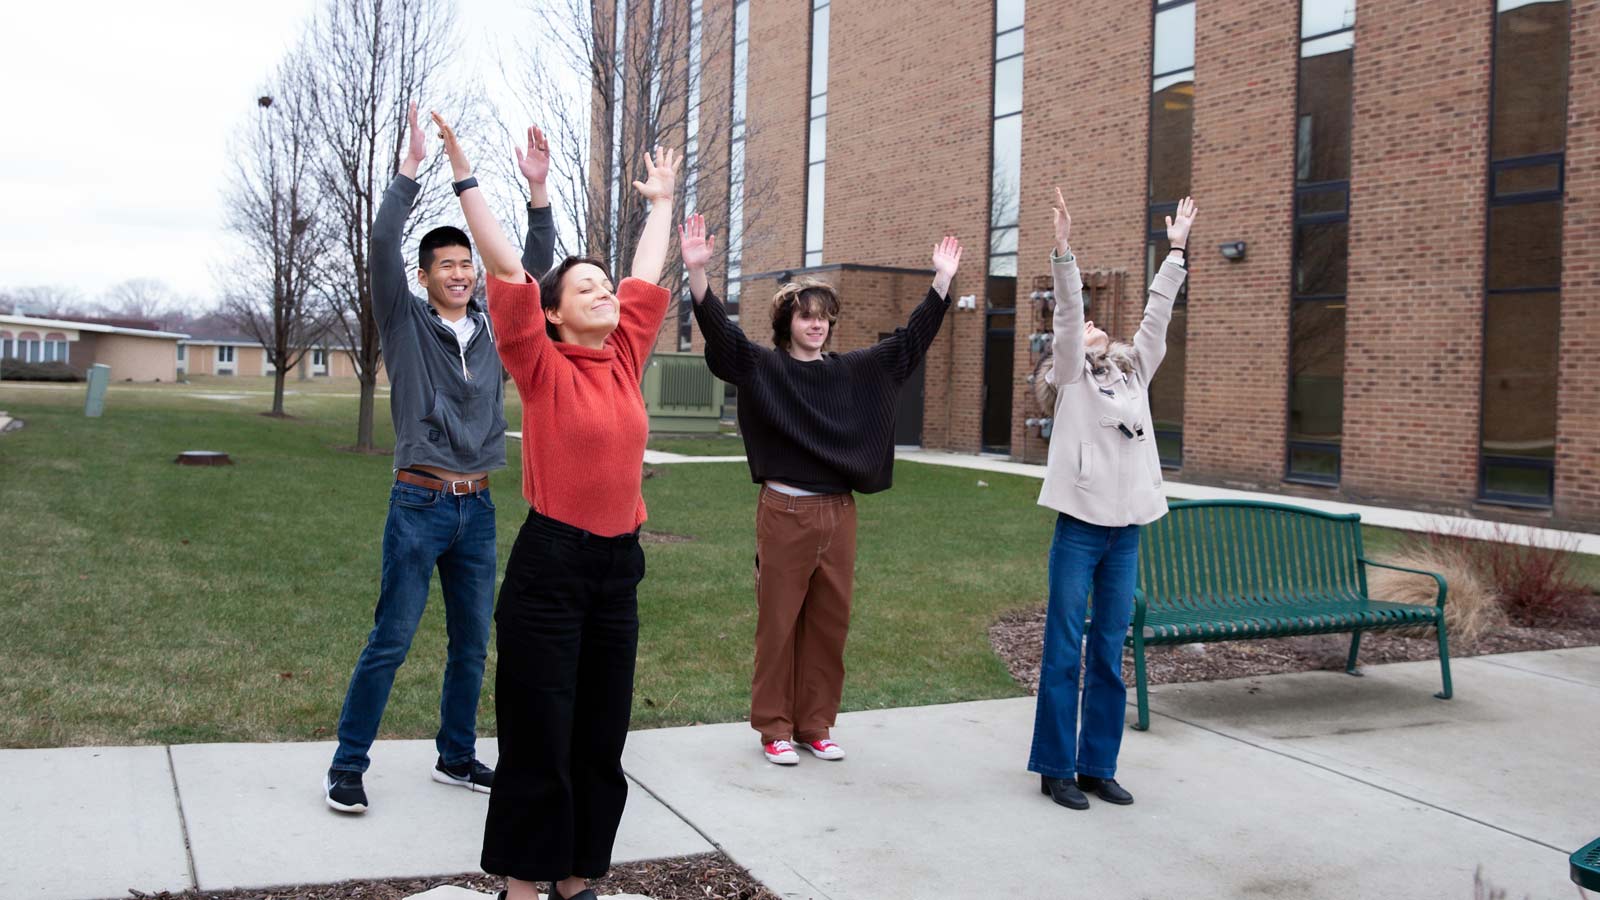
452,176,479,196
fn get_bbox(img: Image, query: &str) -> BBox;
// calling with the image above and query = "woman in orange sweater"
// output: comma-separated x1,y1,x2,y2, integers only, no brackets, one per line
430,113,678,900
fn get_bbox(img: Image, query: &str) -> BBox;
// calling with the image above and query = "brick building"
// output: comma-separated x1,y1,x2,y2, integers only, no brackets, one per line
609,0,1593,530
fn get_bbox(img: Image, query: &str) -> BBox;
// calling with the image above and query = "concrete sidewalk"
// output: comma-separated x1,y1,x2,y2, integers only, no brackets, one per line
3,648,1595,899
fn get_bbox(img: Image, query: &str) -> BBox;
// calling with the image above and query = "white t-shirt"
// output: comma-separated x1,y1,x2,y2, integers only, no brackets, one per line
442,312,477,349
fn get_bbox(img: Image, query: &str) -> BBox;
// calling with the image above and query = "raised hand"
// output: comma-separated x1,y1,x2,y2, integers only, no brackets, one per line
931,235,963,298
631,145,680,204
404,101,426,169
430,111,472,182
1051,187,1072,256
515,125,550,186
1165,196,1197,250
679,214,715,271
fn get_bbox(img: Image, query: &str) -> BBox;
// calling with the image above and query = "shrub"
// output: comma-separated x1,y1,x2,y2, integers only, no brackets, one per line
0,360,81,382
1371,534,1503,643
1379,523,1589,629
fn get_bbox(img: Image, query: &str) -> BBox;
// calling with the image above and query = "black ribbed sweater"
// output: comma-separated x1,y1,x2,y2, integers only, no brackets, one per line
692,286,951,494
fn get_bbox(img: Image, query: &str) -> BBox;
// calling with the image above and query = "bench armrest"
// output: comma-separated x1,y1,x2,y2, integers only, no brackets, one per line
1359,557,1448,608
1132,587,1149,633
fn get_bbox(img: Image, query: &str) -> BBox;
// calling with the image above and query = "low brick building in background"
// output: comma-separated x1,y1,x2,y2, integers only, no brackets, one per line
602,0,1593,530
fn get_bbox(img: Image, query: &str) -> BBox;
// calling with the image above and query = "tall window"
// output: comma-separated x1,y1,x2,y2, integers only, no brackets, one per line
726,0,749,316
677,0,705,351
1146,0,1195,467
1286,0,1355,484
1480,0,1568,505
803,0,830,267
983,0,1025,451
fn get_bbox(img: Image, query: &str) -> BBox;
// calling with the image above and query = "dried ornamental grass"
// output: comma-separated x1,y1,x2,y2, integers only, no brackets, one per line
1367,542,1505,644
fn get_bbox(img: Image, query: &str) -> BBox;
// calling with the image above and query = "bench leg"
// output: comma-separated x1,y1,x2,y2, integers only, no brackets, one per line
1132,633,1150,732
1435,618,1453,700
1345,630,1363,676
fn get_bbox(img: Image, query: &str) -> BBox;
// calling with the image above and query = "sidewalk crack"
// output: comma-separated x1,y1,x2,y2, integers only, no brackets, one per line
165,745,200,891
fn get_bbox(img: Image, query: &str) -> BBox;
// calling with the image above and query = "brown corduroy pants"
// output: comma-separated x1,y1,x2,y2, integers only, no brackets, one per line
750,486,858,744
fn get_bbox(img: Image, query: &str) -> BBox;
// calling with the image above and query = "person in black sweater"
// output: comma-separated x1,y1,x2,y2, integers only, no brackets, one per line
680,214,963,765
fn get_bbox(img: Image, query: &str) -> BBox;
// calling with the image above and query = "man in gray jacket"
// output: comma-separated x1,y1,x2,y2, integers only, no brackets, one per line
324,104,556,814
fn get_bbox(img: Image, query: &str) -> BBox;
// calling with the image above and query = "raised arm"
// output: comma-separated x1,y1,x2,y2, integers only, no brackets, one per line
868,236,962,383
1047,187,1086,386
370,102,428,331
516,125,556,276
627,146,680,285
1133,196,1196,382
432,112,525,283
682,214,761,385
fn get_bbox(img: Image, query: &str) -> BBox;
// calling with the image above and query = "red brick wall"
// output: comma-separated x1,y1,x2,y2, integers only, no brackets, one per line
1559,0,1600,525
740,1,810,277
1341,0,1491,512
1181,0,1298,486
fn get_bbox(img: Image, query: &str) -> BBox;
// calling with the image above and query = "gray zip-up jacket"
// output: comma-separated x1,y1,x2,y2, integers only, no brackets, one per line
1038,248,1187,527
371,174,555,473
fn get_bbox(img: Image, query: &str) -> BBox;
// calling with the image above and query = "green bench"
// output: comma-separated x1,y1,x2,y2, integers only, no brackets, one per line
1573,836,1600,890
1127,499,1453,731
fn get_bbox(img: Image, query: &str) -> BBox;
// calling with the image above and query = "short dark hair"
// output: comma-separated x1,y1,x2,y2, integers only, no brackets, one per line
419,226,472,270
537,255,613,341
770,278,841,350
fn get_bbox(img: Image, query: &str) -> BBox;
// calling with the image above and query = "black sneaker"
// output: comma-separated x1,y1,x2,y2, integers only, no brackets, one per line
324,768,368,814
432,757,494,793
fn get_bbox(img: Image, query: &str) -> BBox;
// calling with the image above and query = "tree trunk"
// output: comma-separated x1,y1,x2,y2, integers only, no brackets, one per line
357,373,377,450
272,368,287,416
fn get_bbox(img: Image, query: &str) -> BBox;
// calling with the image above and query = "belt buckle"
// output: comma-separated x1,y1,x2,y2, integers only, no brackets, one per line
448,479,473,495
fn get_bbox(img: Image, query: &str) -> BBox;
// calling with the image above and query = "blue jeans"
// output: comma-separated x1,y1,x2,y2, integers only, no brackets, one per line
332,482,498,773
1028,513,1140,780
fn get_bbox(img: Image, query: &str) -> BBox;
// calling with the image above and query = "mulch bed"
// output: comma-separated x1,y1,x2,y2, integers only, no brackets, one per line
124,853,778,900
990,599,1600,695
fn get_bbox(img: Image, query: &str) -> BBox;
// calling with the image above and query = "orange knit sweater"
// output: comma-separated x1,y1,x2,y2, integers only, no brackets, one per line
487,272,671,537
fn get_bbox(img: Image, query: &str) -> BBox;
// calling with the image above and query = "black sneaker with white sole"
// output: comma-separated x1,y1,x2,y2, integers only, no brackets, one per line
432,757,494,793
324,768,368,814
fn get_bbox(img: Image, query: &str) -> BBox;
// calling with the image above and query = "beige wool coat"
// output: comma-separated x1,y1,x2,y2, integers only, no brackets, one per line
1037,249,1188,527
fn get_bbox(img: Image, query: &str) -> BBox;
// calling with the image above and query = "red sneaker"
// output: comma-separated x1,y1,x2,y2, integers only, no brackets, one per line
802,739,845,760
762,740,799,765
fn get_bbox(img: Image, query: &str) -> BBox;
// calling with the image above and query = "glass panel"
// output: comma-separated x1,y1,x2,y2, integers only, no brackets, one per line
988,275,1018,310
1488,200,1563,290
996,28,1024,60
811,93,827,117
1153,3,1196,75
1148,208,1173,238
1295,221,1349,296
1494,162,1561,197
994,56,1023,117
1302,0,1357,38
731,65,747,120
989,226,1018,256
1482,291,1559,464
735,0,748,43
1482,461,1552,501
997,0,1025,33
1156,432,1183,467
1148,79,1194,202
989,253,1018,277
1298,186,1348,216
805,162,826,254
983,327,1015,450
810,6,830,98
1491,0,1569,160
991,114,1022,228
1288,301,1346,450
1296,50,1354,183
805,251,822,267
1289,445,1341,479
1301,31,1355,58
1148,304,1187,457
809,114,827,162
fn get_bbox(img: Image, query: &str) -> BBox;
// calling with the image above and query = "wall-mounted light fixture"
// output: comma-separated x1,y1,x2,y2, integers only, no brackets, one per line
1219,241,1247,261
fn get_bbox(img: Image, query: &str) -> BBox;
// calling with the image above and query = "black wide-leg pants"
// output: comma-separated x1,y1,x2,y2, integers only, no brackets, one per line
481,510,645,882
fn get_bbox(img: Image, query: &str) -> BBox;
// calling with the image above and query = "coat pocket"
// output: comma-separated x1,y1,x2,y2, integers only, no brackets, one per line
1076,441,1094,487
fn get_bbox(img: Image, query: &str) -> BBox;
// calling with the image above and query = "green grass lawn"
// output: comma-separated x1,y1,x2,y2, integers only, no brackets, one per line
646,431,746,456
2,381,1595,750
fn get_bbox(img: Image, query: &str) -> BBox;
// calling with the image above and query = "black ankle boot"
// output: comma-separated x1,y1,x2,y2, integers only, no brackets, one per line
1077,774,1134,805
1040,774,1089,810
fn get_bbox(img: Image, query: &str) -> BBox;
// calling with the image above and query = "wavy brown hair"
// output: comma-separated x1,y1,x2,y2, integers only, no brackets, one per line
770,278,841,350
538,255,613,341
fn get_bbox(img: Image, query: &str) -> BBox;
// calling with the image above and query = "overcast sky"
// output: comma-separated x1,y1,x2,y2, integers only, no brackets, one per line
0,0,545,310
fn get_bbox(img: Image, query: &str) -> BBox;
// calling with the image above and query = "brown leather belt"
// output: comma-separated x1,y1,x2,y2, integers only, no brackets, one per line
395,470,490,495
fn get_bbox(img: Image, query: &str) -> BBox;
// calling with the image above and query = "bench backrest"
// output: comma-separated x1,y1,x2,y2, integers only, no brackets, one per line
1138,500,1367,611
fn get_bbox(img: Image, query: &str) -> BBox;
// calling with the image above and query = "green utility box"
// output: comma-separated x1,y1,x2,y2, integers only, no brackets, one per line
642,352,723,433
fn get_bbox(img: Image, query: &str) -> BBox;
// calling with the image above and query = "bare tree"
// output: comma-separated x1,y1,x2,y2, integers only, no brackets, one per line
301,0,464,450
499,0,776,333
222,53,337,417
0,285,90,318
97,279,183,323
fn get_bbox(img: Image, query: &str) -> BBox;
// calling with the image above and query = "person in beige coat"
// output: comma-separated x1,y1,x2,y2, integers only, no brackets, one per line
1031,189,1196,811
